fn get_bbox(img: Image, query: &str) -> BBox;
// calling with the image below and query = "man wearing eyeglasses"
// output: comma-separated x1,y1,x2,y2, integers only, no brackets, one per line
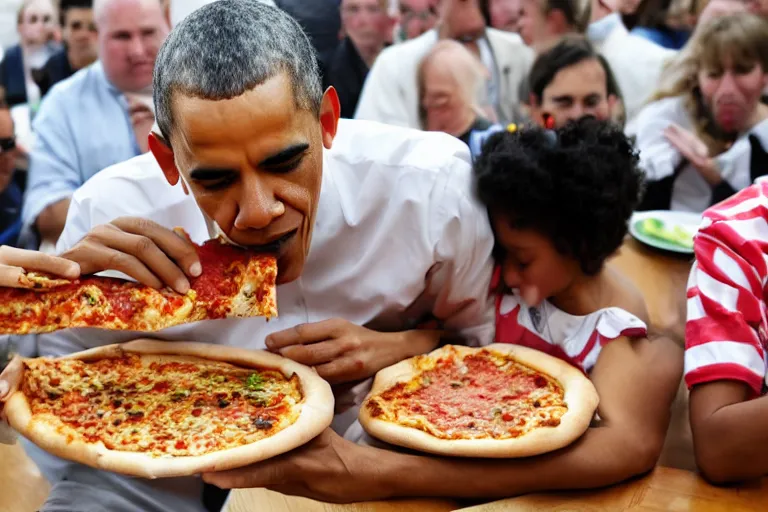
397,0,439,41
0,95,22,247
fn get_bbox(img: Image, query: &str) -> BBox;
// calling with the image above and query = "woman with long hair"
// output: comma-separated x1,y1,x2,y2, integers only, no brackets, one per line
630,12,768,213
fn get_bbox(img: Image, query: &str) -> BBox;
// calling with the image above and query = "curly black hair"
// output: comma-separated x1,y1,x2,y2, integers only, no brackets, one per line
474,118,643,275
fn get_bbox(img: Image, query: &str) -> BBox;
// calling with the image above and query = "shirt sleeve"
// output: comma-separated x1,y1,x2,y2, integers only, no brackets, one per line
684,184,768,394
21,90,81,235
425,154,495,346
54,185,94,254
353,47,415,128
631,99,684,182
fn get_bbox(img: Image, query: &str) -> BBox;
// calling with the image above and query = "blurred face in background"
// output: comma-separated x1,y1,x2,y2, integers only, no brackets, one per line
489,0,521,32
518,0,549,46
531,58,614,128
617,0,642,14
18,0,58,47
698,56,768,133
438,0,487,56
341,0,390,52
98,0,169,93
420,42,484,134
399,0,439,39
63,7,98,68
746,0,768,17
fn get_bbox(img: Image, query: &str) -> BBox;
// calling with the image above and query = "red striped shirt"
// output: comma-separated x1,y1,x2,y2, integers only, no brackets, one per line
685,182,768,395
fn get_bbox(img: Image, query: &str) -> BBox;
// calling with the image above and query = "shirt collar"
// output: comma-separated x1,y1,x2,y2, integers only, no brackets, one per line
587,13,621,44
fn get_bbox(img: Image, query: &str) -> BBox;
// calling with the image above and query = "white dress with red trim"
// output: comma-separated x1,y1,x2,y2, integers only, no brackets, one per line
495,293,648,374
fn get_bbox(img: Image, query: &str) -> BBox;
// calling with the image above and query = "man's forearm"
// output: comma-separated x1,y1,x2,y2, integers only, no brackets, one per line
35,198,71,244
369,426,659,500
695,394,768,483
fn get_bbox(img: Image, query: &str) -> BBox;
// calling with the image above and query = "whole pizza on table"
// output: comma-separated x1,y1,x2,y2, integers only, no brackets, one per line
0,231,334,478
0,229,278,335
359,344,599,457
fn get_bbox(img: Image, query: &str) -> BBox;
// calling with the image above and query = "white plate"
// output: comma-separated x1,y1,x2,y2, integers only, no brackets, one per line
629,210,702,254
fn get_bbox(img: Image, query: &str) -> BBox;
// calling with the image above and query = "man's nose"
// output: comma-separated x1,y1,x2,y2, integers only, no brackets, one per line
569,104,586,121
127,36,145,58
233,178,284,231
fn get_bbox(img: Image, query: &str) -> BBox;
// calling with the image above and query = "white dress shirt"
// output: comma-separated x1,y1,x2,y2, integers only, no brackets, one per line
21,119,495,512
354,28,533,128
50,119,495,356
588,14,676,125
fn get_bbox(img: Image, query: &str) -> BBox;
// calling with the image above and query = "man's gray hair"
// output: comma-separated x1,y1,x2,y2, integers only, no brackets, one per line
153,0,323,145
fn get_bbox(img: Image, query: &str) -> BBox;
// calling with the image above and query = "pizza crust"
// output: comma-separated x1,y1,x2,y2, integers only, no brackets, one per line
359,343,599,458
3,339,334,478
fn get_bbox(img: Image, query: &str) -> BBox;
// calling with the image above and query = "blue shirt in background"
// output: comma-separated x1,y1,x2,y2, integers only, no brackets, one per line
631,26,689,50
0,177,22,246
20,61,141,247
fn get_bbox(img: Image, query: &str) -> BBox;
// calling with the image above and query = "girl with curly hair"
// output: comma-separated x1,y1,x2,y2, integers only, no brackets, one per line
474,118,682,482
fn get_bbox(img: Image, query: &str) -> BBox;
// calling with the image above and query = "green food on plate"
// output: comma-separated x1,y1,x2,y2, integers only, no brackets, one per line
635,218,695,249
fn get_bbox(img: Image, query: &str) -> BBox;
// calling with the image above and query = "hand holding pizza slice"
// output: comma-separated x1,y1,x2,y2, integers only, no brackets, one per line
0,246,80,289
0,219,278,335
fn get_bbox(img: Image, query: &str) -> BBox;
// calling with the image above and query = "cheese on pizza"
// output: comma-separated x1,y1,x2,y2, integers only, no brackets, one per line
22,354,301,457
0,238,277,335
365,348,567,440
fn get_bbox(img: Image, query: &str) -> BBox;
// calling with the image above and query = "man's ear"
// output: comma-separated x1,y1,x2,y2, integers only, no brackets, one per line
148,133,186,193
546,9,570,37
607,93,618,115
528,94,542,123
319,87,341,150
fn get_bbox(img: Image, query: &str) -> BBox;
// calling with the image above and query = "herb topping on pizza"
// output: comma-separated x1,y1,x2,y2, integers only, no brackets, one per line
23,354,300,457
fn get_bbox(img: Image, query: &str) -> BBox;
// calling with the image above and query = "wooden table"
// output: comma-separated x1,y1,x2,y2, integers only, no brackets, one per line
226,490,458,512
608,238,693,344
461,467,768,511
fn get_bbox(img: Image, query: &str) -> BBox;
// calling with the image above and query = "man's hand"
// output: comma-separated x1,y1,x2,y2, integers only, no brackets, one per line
61,217,201,294
36,197,73,246
202,429,388,503
126,95,156,154
265,319,441,385
0,356,23,444
0,246,80,288
664,124,722,185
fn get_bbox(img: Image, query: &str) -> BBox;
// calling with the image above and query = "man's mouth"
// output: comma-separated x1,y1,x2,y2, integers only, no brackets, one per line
249,230,297,254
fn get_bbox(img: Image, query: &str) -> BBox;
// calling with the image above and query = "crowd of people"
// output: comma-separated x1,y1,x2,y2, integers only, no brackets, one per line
0,0,767,511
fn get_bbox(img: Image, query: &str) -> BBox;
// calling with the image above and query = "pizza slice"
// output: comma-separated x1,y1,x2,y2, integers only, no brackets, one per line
1,340,333,478
0,233,278,335
359,344,599,458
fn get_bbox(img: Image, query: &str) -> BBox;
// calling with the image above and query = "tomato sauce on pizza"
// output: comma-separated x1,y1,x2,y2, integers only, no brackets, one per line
22,354,302,457
0,237,277,335
365,347,567,441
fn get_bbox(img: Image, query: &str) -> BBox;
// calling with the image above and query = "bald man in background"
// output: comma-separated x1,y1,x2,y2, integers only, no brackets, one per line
355,0,533,128
20,0,169,250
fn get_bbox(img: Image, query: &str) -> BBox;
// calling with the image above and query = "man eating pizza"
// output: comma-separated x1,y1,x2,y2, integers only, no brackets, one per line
1,1,494,511
0,1,680,511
